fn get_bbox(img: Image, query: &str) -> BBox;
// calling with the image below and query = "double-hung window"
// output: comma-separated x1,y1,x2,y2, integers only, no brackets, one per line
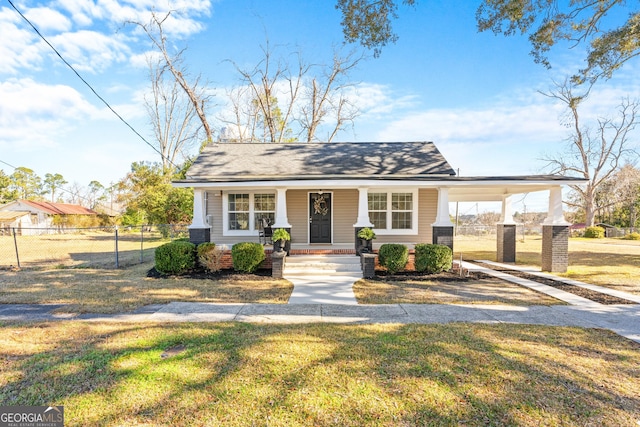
368,190,417,234
224,192,275,235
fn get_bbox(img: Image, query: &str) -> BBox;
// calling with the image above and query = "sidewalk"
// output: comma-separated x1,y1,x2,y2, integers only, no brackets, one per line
1,301,639,343
2,261,639,344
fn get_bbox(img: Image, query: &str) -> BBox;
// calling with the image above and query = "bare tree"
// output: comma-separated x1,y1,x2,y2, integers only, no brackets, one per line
542,80,639,226
595,164,640,227
298,50,361,142
225,42,363,143
145,56,205,170
228,41,305,143
131,11,214,144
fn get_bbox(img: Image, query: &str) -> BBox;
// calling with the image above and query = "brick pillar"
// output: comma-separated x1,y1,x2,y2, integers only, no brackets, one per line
497,224,516,263
432,226,454,251
354,227,373,255
361,253,376,279
271,251,286,278
541,225,569,272
189,228,210,245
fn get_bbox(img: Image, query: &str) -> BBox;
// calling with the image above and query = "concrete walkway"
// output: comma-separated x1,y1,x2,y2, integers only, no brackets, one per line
1,262,639,344
1,302,638,343
286,274,361,304
284,255,361,304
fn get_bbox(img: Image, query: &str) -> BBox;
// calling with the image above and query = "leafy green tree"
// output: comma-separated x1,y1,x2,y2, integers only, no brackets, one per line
43,173,68,202
87,180,107,209
337,0,638,82
10,167,42,200
476,0,639,83
118,161,193,225
337,0,416,57
0,170,18,204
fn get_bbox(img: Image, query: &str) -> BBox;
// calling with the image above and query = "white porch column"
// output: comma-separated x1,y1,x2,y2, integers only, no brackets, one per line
354,187,374,227
432,187,454,226
432,187,454,250
272,187,291,228
543,186,570,225
499,195,515,224
189,189,207,228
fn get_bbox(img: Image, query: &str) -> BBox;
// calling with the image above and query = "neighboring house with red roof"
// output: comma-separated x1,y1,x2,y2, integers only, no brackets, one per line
0,200,98,234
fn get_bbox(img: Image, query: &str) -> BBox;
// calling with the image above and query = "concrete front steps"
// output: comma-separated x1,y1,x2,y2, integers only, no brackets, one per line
284,255,362,276
284,255,362,304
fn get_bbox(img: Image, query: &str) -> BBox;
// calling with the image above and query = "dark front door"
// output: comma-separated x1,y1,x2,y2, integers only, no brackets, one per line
309,193,331,243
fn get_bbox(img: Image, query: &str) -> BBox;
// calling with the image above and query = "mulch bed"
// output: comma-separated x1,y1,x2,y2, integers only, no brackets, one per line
372,269,493,283
473,262,635,305
146,267,275,281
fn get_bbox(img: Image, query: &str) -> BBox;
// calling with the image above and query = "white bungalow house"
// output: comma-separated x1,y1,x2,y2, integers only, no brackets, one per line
173,141,585,272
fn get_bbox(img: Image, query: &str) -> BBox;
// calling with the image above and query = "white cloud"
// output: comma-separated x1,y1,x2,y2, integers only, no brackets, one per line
0,78,99,150
24,6,71,32
56,0,104,26
350,83,419,117
48,30,130,72
0,8,46,74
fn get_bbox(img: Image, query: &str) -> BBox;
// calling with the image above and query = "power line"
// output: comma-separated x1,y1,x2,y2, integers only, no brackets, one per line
7,0,177,170
0,159,19,170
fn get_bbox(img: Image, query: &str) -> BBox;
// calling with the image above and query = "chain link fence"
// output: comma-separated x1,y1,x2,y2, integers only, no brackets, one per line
455,224,542,239
0,225,189,269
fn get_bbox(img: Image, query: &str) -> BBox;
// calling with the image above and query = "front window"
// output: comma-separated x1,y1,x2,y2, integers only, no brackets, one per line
368,193,387,229
225,192,276,235
368,191,417,234
391,192,413,229
228,194,249,230
253,193,275,230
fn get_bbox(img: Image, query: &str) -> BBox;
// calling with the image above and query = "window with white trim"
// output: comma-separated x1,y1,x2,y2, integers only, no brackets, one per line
368,190,417,234
224,192,276,235
228,193,250,230
253,193,275,230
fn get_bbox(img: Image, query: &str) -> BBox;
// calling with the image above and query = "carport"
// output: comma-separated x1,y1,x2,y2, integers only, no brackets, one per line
443,175,587,272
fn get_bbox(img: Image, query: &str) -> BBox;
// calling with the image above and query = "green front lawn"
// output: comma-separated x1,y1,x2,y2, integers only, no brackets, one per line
1,322,639,426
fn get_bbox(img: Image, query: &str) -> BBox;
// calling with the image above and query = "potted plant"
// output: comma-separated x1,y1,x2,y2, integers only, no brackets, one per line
272,228,291,253
356,227,376,255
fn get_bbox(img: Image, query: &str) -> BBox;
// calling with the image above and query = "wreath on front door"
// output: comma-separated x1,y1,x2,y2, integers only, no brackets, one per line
313,194,329,216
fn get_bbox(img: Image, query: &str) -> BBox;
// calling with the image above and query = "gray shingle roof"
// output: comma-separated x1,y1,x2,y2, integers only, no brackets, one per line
184,141,456,182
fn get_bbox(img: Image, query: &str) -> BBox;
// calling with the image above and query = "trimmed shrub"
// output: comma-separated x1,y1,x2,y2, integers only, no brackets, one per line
378,244,409,274
155,240,196,274
232,242,266,273
197,242,224,273
623,232,640,240
414,243,453,273
584,226,605,238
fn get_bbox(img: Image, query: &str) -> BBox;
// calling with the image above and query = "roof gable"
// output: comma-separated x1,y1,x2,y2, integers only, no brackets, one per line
185,142,456,182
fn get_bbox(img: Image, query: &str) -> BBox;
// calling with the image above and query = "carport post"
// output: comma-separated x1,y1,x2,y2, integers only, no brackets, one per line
541,187,570,272
497,195,516,263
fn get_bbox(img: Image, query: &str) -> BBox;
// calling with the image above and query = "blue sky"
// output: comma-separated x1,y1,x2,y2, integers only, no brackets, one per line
1,0,639,212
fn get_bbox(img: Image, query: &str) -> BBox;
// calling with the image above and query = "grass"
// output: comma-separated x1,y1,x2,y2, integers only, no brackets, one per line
0,262,292,314
454,235,640,295
354,273,563,305
0,230,168,268
0,322,638,426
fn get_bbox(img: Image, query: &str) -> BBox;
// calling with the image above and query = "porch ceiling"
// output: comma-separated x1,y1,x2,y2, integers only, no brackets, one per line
174,176,586,200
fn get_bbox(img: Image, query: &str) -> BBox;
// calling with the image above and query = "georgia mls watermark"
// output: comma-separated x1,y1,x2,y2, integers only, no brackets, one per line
0,406,63,427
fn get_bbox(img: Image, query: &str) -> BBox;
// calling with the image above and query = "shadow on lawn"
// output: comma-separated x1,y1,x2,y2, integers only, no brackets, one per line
1,322,638,426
